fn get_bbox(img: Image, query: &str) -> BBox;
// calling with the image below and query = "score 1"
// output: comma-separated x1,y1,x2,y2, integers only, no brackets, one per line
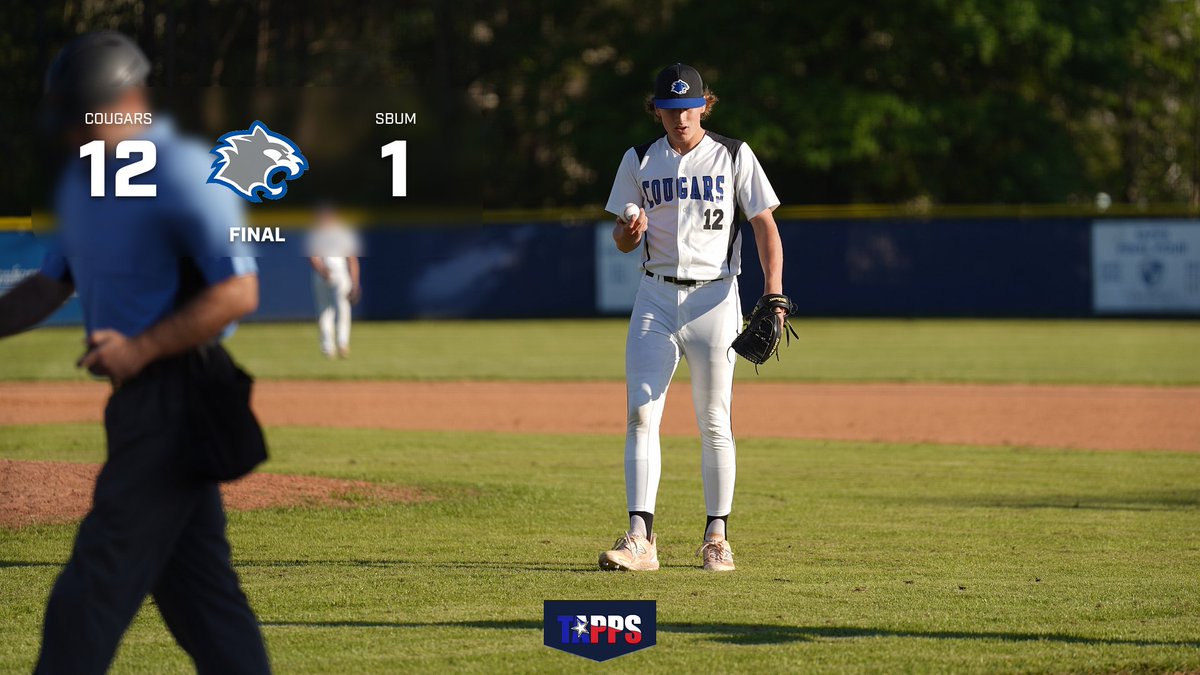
381,140,407,197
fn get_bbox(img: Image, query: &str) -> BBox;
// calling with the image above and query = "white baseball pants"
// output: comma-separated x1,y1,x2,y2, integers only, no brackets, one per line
625,273,741,517
313,272,352,354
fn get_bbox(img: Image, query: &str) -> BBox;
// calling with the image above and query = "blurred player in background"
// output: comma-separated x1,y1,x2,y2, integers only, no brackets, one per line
599,63,784,572
307,205,361,358
0,32,271,673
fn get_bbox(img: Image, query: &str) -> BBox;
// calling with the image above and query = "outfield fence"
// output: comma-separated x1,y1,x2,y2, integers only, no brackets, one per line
2,207,1197,322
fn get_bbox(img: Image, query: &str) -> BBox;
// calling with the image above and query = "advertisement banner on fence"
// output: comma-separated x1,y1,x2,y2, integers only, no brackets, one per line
0,233,43,293
1092,220,1200,314
594,221,644,314
0,232,82,325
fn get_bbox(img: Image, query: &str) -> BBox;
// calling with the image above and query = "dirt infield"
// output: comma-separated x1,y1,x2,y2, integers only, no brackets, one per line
2,380,1198,452
0,459,425,529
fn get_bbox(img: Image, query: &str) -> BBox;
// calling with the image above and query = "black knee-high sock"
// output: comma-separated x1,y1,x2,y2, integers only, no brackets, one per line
629,511,654,538
706,514,728,539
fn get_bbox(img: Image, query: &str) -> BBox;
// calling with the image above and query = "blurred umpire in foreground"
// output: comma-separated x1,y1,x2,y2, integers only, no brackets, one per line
0,32,271,673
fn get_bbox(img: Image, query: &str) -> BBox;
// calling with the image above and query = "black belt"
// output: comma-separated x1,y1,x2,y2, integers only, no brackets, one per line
645,270,718,286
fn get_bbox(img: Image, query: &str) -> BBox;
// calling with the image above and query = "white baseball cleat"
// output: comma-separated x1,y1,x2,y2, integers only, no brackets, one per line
698,535,735,572
598,532,659,571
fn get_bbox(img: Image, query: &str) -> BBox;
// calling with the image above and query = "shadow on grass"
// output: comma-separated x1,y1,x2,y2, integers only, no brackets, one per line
239,559,599,573
259,619,1200,648
915,489,1200,512
0,559,738,573
0,558,609,573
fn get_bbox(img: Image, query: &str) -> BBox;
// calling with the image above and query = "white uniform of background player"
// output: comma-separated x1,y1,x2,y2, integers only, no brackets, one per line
307,206,361,358
599,63,786,572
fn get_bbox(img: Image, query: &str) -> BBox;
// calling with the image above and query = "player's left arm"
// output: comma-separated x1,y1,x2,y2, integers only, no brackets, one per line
348,256,361,304
734,143,783,298
749,210,783,296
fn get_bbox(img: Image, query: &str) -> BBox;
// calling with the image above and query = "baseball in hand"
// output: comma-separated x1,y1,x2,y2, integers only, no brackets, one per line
623,203,640,223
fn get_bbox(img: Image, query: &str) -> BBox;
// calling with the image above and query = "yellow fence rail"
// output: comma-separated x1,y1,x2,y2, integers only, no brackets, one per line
3,203,1197,231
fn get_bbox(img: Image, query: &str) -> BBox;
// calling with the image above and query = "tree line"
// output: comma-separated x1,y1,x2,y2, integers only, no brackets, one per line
3,0,1195,213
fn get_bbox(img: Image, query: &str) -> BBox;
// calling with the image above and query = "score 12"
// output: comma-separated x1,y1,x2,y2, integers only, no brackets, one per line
79,140,157,197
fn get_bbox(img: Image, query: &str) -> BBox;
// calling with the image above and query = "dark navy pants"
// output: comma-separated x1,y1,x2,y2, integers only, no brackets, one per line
34,358,270,674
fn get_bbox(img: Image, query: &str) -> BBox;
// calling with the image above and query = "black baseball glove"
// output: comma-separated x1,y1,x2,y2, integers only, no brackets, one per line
731,293,798,368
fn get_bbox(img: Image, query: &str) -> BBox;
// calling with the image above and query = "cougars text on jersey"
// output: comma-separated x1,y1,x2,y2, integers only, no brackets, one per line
641,175,726,207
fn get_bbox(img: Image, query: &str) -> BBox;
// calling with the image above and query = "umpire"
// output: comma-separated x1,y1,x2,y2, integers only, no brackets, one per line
0,32,271,673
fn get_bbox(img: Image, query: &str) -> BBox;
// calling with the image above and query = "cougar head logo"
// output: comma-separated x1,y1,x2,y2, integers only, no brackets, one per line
208,121,308,202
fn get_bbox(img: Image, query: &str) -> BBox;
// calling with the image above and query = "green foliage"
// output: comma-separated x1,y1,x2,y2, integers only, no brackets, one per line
1,1,1195,210
2,425,1199,672
476,0,1197,206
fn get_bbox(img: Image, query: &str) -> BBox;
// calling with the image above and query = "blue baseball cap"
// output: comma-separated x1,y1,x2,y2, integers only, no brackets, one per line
653,63,706,109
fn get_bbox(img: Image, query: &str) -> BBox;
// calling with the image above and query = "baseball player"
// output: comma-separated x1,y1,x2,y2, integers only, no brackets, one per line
598,63,785,572
0,32,270,673
307,205,361,358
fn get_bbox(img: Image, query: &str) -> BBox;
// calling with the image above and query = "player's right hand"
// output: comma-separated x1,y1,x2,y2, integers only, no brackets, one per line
622,208,648,237
78,329,151,385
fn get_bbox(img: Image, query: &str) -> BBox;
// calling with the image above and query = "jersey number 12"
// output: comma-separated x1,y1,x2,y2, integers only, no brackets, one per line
702,208,724,230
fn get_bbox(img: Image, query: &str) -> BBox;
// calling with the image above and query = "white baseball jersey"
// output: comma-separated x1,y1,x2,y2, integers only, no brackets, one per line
605,131,780,280
306,222,360,281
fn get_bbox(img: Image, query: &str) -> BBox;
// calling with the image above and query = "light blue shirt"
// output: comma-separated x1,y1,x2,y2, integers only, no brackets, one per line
41,118,256,337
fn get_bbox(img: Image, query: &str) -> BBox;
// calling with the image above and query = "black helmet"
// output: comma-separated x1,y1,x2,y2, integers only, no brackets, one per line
42,31,150,131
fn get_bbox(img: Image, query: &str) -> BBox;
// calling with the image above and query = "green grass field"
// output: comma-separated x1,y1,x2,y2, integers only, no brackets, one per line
2,320,1199,673
2,425,1198,673
0,318,1198,384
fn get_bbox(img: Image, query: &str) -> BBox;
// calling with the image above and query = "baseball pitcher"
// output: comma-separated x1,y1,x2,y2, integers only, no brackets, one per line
599,63,789,572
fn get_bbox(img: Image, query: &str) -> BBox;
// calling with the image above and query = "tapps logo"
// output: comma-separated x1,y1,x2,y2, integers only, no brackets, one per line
207,121,308,203
543,600,656,662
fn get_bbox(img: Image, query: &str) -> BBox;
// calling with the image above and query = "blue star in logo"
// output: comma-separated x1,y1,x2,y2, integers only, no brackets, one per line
670,79,690,95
